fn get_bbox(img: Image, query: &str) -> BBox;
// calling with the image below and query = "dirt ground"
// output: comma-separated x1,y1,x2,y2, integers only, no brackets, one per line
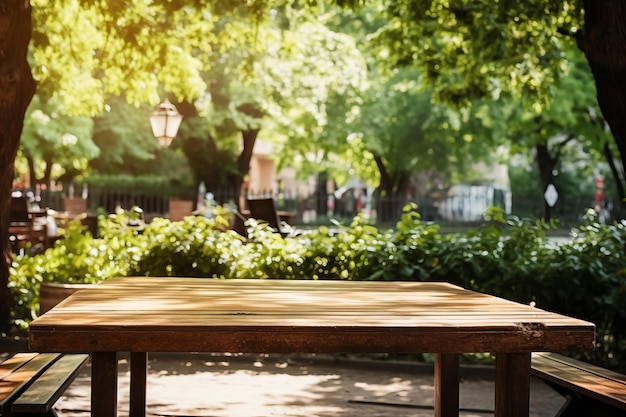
52,353,565,417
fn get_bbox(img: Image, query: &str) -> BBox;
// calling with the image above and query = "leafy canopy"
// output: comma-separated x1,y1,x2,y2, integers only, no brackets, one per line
334,0,581,107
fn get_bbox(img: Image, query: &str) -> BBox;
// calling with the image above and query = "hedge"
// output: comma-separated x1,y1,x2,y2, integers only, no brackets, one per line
9,205,626,370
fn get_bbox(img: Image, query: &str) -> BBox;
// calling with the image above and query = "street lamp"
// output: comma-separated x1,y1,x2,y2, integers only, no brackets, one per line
149,99,183,147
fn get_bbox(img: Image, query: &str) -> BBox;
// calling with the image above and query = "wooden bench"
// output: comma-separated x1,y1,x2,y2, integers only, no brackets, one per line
531,352,626,417
0,352,89,416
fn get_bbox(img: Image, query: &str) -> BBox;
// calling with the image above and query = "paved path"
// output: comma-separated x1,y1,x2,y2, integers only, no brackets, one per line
53,353,564,417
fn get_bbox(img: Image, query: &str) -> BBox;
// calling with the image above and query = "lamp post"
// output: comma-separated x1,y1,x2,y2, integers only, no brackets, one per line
149,99,183,147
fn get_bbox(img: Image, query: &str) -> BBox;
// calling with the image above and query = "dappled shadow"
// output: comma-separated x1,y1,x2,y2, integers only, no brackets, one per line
31,278,593,354
55,353,563,417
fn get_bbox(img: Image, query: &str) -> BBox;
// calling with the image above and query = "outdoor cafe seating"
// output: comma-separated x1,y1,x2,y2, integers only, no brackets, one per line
9,195,48,253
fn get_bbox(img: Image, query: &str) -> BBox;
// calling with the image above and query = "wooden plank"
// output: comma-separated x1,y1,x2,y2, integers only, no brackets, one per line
0,353,60,411
0,353,38,382
32,278,593,327
12,354,89,413
37,294,584,315
0,353,39,405
33,312,592,327
36,301,590,318
534,352,626,385
39,279,588,314
532,353,626,410
29,327,594,355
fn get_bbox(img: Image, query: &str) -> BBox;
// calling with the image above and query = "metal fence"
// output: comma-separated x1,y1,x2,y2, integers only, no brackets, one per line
22,185,619,228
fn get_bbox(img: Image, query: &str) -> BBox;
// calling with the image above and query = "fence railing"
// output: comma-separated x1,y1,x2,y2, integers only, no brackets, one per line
22,187,619,228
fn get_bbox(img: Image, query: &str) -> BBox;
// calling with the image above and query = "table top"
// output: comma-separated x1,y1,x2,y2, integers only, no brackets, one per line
29,277,595,354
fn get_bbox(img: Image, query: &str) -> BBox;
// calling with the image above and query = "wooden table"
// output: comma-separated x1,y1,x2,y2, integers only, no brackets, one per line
28,277,595,417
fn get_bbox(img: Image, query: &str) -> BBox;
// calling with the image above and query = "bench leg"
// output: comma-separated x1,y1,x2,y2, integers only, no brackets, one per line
434,353,459,417
91,352,118,417
494,352,530,417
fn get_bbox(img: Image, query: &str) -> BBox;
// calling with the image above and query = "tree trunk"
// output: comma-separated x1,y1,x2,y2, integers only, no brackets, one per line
235,128,258,190
0,1,37,332
603,141,625,209
374,154,391,196
316,171,329,216
373,155,412,224
535,143,556,221
579,0,626,211
42,156,53,190
26,154,36,189
237,129,257,181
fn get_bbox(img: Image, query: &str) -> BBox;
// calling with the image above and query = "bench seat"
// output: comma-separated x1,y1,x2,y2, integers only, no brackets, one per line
531,352,626,416
0,352,88,416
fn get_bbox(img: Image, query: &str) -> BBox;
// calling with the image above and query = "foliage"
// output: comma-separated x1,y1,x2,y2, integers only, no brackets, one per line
130,215,242,278
30,0,226,114
329,0,626,209
327,5,510,192
334,0,580,107
89,97,161,175
556,211,626,364
28,0,370,184
509,159,598,222
20,95,98,186
195,8,370,186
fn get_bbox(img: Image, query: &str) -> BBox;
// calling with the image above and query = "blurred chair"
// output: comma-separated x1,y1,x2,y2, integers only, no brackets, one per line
246,197,289,237
231,210,250,238
10,196,31,226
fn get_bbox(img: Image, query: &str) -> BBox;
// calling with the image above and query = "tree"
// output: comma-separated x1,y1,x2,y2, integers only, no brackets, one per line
176,101,241,198
89,97,158,176
1,2,37,332
20,95,97,190
356,67,509,221
335,0,626,213
192,11,368,197
505,47,611,220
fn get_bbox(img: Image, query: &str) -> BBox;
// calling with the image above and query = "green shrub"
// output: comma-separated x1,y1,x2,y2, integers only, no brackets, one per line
130,215,245,277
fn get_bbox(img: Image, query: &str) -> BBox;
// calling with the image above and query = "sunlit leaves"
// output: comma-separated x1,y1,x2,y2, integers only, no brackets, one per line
30,0,272,115
200,10,369,181
89,97,159,173
31,0,107,114
507,45,609,155
20,95,98,180
365,0,580,106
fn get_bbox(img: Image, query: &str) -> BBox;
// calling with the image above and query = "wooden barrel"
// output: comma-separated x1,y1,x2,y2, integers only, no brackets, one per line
39,282,93,314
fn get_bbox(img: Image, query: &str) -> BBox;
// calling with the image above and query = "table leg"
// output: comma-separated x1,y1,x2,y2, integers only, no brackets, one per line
130,352,148,417
495,352,531,417
92,352,118,417
434,353,459,417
